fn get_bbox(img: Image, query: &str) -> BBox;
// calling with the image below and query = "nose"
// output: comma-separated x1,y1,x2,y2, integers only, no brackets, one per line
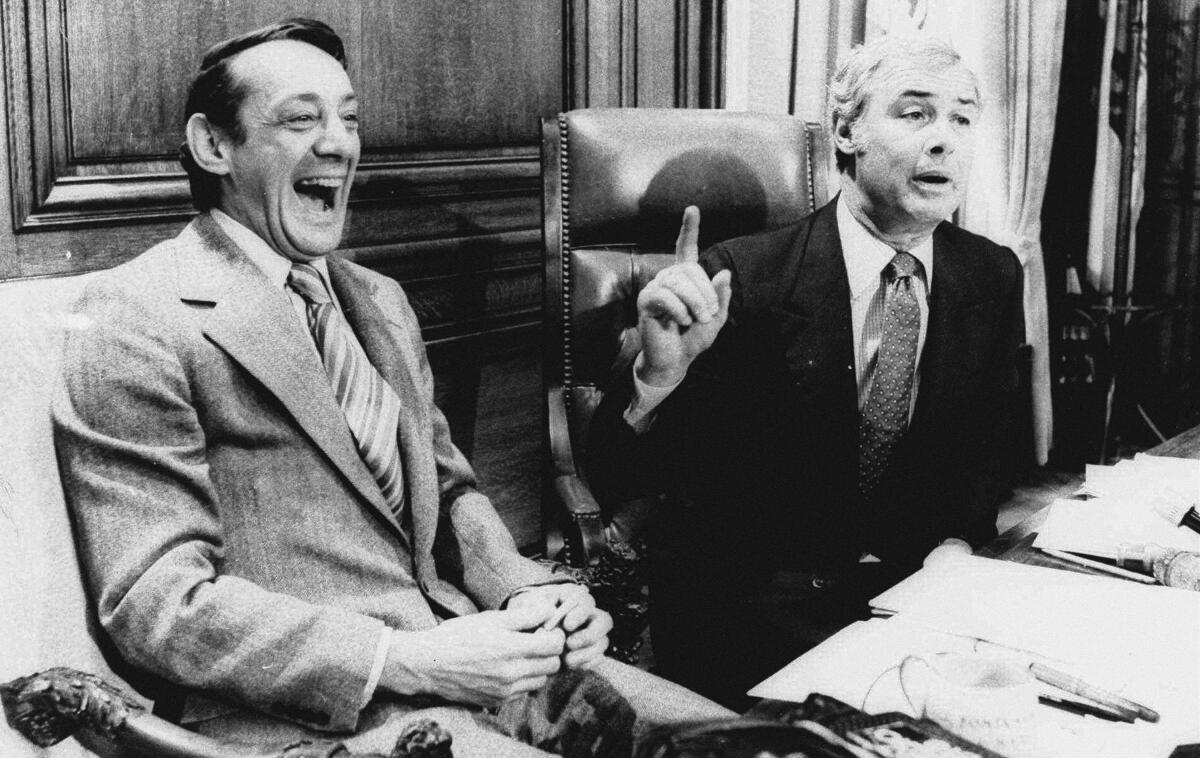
924,118,958,157
314,113,359,160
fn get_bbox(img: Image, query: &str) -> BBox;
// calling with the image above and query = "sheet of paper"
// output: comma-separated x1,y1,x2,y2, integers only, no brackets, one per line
748,615,1187,758
747,617,972,708
1031,498,1200,557
1080,455,1200,510
868,554,1200,739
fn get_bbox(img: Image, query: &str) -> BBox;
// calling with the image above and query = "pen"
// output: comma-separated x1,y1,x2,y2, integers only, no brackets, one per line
1039,547,1157,584
1030,662,1159,723
1038,694,1129,722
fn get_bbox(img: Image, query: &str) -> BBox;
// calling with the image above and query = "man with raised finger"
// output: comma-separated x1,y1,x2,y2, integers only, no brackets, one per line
52,18,730,756
590,33,1025,709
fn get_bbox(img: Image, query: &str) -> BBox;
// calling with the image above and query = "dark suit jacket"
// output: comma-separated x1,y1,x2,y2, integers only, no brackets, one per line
52,214,558,733
589,199,1025,575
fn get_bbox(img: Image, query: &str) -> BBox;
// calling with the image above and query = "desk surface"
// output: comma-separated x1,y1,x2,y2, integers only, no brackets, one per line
979,423,1200,565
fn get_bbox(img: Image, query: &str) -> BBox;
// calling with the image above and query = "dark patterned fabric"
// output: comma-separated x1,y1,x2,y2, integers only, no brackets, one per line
539,539,650,665
489,668,637,758
858,251,922,499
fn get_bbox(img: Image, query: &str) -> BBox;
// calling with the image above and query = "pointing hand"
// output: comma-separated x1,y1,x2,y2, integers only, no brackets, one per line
635,206,731,386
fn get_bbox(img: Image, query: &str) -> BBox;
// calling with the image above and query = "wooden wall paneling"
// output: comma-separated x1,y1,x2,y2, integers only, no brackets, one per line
697,0,724,107
359,1,561,148
638,0,678,106
65,0,223,159
2,1,558,283
566,0,724,109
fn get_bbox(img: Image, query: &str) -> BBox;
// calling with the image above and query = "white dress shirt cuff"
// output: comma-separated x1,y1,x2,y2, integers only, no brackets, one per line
623,353,684,434
360,626,392,709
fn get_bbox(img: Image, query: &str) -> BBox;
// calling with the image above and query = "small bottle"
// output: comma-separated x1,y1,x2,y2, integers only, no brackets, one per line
1116,543,1200,591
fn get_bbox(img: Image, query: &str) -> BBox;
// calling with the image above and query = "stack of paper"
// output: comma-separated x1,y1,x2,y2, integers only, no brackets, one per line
1034,455,1200,557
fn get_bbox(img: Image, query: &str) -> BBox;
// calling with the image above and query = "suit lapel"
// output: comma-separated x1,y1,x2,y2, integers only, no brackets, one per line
175,215,392,523
778,202,857,406
327,258,431,546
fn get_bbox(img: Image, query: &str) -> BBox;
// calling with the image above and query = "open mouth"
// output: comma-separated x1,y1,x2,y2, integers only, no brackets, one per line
913,172,951,188
294,177,342,213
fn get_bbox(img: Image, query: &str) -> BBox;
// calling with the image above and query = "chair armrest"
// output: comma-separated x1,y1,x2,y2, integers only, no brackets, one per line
546,386,608,566
2,668,451,758
553,473,606,567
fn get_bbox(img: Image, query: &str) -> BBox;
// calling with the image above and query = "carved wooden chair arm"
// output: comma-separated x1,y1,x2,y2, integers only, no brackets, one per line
1,668,452,758
546,385,609,566
552,471,607,566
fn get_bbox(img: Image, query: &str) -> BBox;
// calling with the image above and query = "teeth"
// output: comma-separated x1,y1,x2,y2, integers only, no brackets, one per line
297,178,342,188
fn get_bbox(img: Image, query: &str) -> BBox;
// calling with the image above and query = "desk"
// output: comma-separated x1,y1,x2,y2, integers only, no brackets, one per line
748,425,1200,755
979,422,1200,567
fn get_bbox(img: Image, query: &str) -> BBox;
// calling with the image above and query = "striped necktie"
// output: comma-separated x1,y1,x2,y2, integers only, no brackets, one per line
859,251,922,499
288,263,406,517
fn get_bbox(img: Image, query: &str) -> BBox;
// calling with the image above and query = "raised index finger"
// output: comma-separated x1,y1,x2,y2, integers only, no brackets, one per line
675,205,701,264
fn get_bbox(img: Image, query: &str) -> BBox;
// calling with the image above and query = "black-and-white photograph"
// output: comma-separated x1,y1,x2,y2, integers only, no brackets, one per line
0,2,1196,757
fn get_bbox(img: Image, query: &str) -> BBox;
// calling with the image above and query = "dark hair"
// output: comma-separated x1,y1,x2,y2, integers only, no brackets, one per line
179,18,347,211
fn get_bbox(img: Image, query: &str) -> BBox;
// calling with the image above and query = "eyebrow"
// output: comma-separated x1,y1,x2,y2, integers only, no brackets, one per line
896,89,979,107
278,92,358,106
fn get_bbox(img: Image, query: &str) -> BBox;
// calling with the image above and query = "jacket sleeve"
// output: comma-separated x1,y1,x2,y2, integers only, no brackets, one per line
52,279,385,733
956,246,1027,548
587,244,742,509
382,279,563,611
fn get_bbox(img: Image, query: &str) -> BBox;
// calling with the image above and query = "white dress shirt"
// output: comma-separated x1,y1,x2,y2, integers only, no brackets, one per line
624,195,933,432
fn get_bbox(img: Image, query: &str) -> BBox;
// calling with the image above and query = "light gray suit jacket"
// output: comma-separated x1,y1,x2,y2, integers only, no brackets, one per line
52,214,557,732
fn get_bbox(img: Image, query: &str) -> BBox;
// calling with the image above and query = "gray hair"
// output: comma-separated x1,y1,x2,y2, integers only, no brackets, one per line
828,34,981,172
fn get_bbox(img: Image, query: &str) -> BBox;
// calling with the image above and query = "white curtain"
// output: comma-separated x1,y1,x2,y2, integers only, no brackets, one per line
863,0,1066,466
725,1,867,124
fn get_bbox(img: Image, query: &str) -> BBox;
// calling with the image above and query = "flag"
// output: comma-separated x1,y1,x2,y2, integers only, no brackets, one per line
1085,0,1147,300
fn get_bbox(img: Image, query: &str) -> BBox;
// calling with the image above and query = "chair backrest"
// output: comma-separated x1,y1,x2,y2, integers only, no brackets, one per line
0,273,148,758
541,108,830,505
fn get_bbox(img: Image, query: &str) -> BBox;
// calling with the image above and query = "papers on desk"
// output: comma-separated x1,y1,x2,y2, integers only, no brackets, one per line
1033,498,1200,557
751,553,1200,758
1036,455,1200,557
1079,454,1200,501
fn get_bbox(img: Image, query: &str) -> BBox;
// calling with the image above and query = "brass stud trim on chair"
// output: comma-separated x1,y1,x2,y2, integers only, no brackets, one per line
558,112,576,408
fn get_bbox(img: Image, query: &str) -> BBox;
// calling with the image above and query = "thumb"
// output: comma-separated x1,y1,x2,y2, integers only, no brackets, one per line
712,268,732,317
675,205,701,264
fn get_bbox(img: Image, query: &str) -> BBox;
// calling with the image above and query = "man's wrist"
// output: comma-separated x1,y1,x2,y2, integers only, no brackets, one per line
634,352,687,388
378,629,428,697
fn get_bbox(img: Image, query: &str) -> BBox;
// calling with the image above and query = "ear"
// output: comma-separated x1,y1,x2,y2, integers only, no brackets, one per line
185,113,232,176
833,116,857,156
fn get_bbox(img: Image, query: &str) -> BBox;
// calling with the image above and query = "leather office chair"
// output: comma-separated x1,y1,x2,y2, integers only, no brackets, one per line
541,108,831,568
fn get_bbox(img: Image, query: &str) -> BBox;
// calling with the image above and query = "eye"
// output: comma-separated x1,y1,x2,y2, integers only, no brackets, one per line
900,109,926,122
953,114,973,127
342,113,360,129
284,113,318,129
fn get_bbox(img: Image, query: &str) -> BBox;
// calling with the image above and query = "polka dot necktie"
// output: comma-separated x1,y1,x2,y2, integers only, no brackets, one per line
288,263,407,517
859,251,922,499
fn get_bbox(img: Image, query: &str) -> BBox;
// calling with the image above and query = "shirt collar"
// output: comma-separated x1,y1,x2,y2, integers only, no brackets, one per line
210,208,332,291
836,195,934,301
